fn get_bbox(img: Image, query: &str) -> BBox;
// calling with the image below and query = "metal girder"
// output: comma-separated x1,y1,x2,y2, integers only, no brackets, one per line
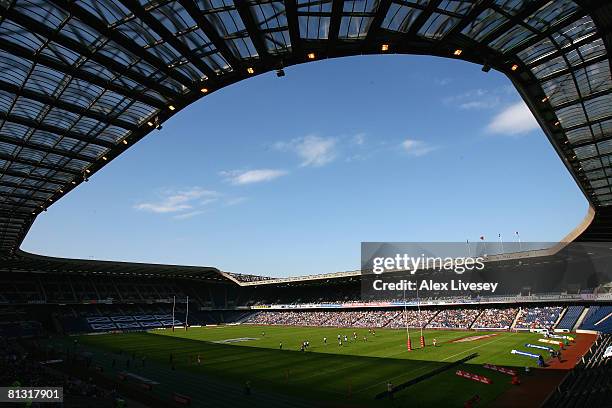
480,0,550,46
526,34,598,69
404,0,443,38
552,87,612,113
0,134,98,163
0,191,46,203
327,0,344,54
0,168,71,186
178,0,240,69
284,0,302,55
0,180,56,195
538,54,609,84
1,5,182,100
0,39,167,109
0,79,138,131
48,0,195,89
0,152,83,176
564,113,612,133
446,0,495,39
119,0,218,81
0,111,116,149
507,10,589,56
235,2,269,57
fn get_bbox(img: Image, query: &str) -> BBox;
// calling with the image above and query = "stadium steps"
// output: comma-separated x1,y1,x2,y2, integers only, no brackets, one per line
468,310,483,329
573,307,590,331
555,307,568,329
556,306,584,331
552,306,566,329
510,309,522,330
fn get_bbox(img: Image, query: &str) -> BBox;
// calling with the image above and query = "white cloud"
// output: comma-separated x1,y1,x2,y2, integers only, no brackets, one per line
225,197,248,206
134,187,219,214
352,133,366,146
173,210,205,220
486,102,539,135
275,135,337,167
443,88,503,110
401,139,437,157
221,169,288,185
435,77,452,86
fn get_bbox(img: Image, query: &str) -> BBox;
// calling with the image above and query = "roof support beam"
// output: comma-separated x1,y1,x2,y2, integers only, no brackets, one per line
284,0,302,55
0,40,166,109
0,79,138,131
527,34,599,69
508,10,588,56
0,152,82,176
552,87,612,112
365,0,391,41
0,207,36,216
405,0,443,38
446,0,495,38
564,113,612,133
480,0,549,46
327,0,344,55
0,168,69,186
0,135,98,163
0,111,116,149
0,191,46,203
119,0,217,81
538,54,609,84
235,2,269,57
1,5,182,101
0,180,56,195
48,0,194,89
178,0,241,68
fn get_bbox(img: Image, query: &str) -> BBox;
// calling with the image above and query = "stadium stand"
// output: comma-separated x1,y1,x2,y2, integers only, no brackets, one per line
514,307,564,330
0,337,128,407
543,334,611,408
426,309,481,329
471,308,519,330
579,306,612,333
557,306,585,331
245,309,440,329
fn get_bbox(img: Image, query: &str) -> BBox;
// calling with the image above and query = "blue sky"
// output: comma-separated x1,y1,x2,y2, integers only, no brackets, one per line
22,55,588,276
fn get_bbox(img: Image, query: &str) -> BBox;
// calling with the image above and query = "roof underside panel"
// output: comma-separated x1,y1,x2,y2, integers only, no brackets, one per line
0,0,610,260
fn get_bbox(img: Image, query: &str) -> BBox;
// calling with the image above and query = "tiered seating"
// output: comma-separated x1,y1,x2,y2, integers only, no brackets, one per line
556,306,584,330
426,309,480,329
385,310,438,329
472,308,518,329
244,310,440,329
514,306,563,330
544,334,611,408
579,306,612,333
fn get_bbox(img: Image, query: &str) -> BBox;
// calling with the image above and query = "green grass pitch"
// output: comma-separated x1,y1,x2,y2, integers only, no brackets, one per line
71,325,563,407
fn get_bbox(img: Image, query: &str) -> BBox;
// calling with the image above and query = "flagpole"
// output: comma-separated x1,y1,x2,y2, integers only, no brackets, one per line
185,296,189,330
516,231,522,251
172,295,176,332
499,233,504,254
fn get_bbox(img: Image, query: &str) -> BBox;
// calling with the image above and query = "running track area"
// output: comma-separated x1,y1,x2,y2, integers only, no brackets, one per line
491,333,597,408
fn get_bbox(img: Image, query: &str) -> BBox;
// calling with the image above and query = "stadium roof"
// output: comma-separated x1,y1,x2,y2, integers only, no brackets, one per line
0,0,611,261
2,249,225,279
